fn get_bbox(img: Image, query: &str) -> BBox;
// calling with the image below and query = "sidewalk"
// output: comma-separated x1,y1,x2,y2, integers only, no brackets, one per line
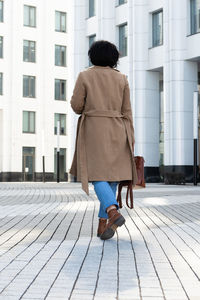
0,182,200,300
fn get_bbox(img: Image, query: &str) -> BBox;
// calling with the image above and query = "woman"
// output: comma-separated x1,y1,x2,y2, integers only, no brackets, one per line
69,40,137,240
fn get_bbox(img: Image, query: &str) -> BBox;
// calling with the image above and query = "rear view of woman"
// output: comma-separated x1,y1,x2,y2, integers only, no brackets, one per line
69,40,137,240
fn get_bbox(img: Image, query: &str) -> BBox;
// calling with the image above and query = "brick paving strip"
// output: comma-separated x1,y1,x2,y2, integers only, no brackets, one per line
0,183,200,300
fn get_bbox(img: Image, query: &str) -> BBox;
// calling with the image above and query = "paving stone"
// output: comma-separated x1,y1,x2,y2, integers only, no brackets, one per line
0,182,200,299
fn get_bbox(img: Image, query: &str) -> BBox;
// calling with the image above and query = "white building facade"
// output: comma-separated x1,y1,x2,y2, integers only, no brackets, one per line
0,0,69,182
0,0,200,183
69,0,200,183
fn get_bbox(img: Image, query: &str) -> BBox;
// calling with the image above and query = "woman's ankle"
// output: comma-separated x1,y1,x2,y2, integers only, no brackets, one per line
106,205,117,213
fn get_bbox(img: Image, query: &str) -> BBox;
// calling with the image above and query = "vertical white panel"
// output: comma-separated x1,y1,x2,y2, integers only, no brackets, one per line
0,110,2,171
163,0,198,166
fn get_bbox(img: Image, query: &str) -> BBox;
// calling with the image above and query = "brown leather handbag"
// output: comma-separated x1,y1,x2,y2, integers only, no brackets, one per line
117,156,145,209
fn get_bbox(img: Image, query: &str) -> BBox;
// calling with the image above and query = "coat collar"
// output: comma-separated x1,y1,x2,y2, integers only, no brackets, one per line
92,65,111,69
91,65,120,72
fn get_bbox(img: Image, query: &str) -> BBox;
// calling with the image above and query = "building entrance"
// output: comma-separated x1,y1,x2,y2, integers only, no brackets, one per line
22,147,35,181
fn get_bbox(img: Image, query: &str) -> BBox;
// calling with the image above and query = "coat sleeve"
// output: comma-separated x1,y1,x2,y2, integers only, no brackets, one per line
121,75,135,146
70,72,86,114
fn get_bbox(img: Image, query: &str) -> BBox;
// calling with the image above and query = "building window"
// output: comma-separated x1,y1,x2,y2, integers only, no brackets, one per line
191,0,200,34
23,111,35,133
0,36,3,58
119,23,127,57
24,5,36,27
22,147,35,181
55,45,66,67
23,75,36,98
54,148,66,180
152,10,163,47
54,113,66,135
55,11,66,32
0,73,2,95
23,40,36,62
119,0,127,5
89,0,95,17
0,1,3,22
88,34,96,66
55,79,66,101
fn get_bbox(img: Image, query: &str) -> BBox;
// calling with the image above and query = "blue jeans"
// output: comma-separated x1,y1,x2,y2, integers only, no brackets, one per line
92,181,119,219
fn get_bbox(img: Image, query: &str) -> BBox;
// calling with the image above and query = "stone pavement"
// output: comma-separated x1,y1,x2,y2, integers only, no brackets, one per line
0,183,200,300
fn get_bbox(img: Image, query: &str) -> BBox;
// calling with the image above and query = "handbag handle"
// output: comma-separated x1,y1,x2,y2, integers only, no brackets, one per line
117,181,134,209
117,184,123,209
126,182,134,209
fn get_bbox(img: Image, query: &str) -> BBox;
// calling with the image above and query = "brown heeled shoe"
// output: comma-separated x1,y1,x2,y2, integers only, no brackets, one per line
97,218,107,237
100,209,125,240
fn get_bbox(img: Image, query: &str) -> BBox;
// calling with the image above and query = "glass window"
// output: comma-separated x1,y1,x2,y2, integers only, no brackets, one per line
0,1,3,22
152,10,163,47
23,40,36,62
89,0,95,17
23,111,35,133
119,0,127,5
191,0,200,34
88,35,96,66
54,148,66,180
54,113,66,135
55,11,66,32
55,79,66,100
24,5,36,27
23,75,36,98
119,23,127,57
0,73,2,95
55,45,66,67
22,147,35,181
0,36,3,58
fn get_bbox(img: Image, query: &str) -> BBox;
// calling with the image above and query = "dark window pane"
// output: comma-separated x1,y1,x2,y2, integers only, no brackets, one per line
55,79,60,99
55,79,66,100
55,11,66,32
89,35,96,66
23,76,29,97
0,1,3,22
61,46,66,66
89,0,95,17
61,13,66,32
55,45,60,65
119,0,127,5
61,81,66,100
119,23,127,57
191,0,200,34
54,113,66,135
54,147,66,179
24,5,29,26
23,75,35,98
55,45,66,66
23,111,29,132
152,10,163,47
60,115,66,135
55,11,60,31
30,41,36,62
29,112,35,132
54,113,59,134
23,40,29,62
30,77,35,97
30,7,36,26
24,5,36,27
23,111,35,133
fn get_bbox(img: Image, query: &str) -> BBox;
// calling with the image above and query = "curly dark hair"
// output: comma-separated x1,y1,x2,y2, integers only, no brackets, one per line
88,40,119,68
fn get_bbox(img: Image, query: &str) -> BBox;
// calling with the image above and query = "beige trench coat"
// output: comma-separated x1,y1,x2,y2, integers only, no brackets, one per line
69,65,138,195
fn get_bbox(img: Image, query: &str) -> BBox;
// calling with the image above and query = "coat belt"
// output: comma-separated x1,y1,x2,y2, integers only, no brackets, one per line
76,110,137,195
